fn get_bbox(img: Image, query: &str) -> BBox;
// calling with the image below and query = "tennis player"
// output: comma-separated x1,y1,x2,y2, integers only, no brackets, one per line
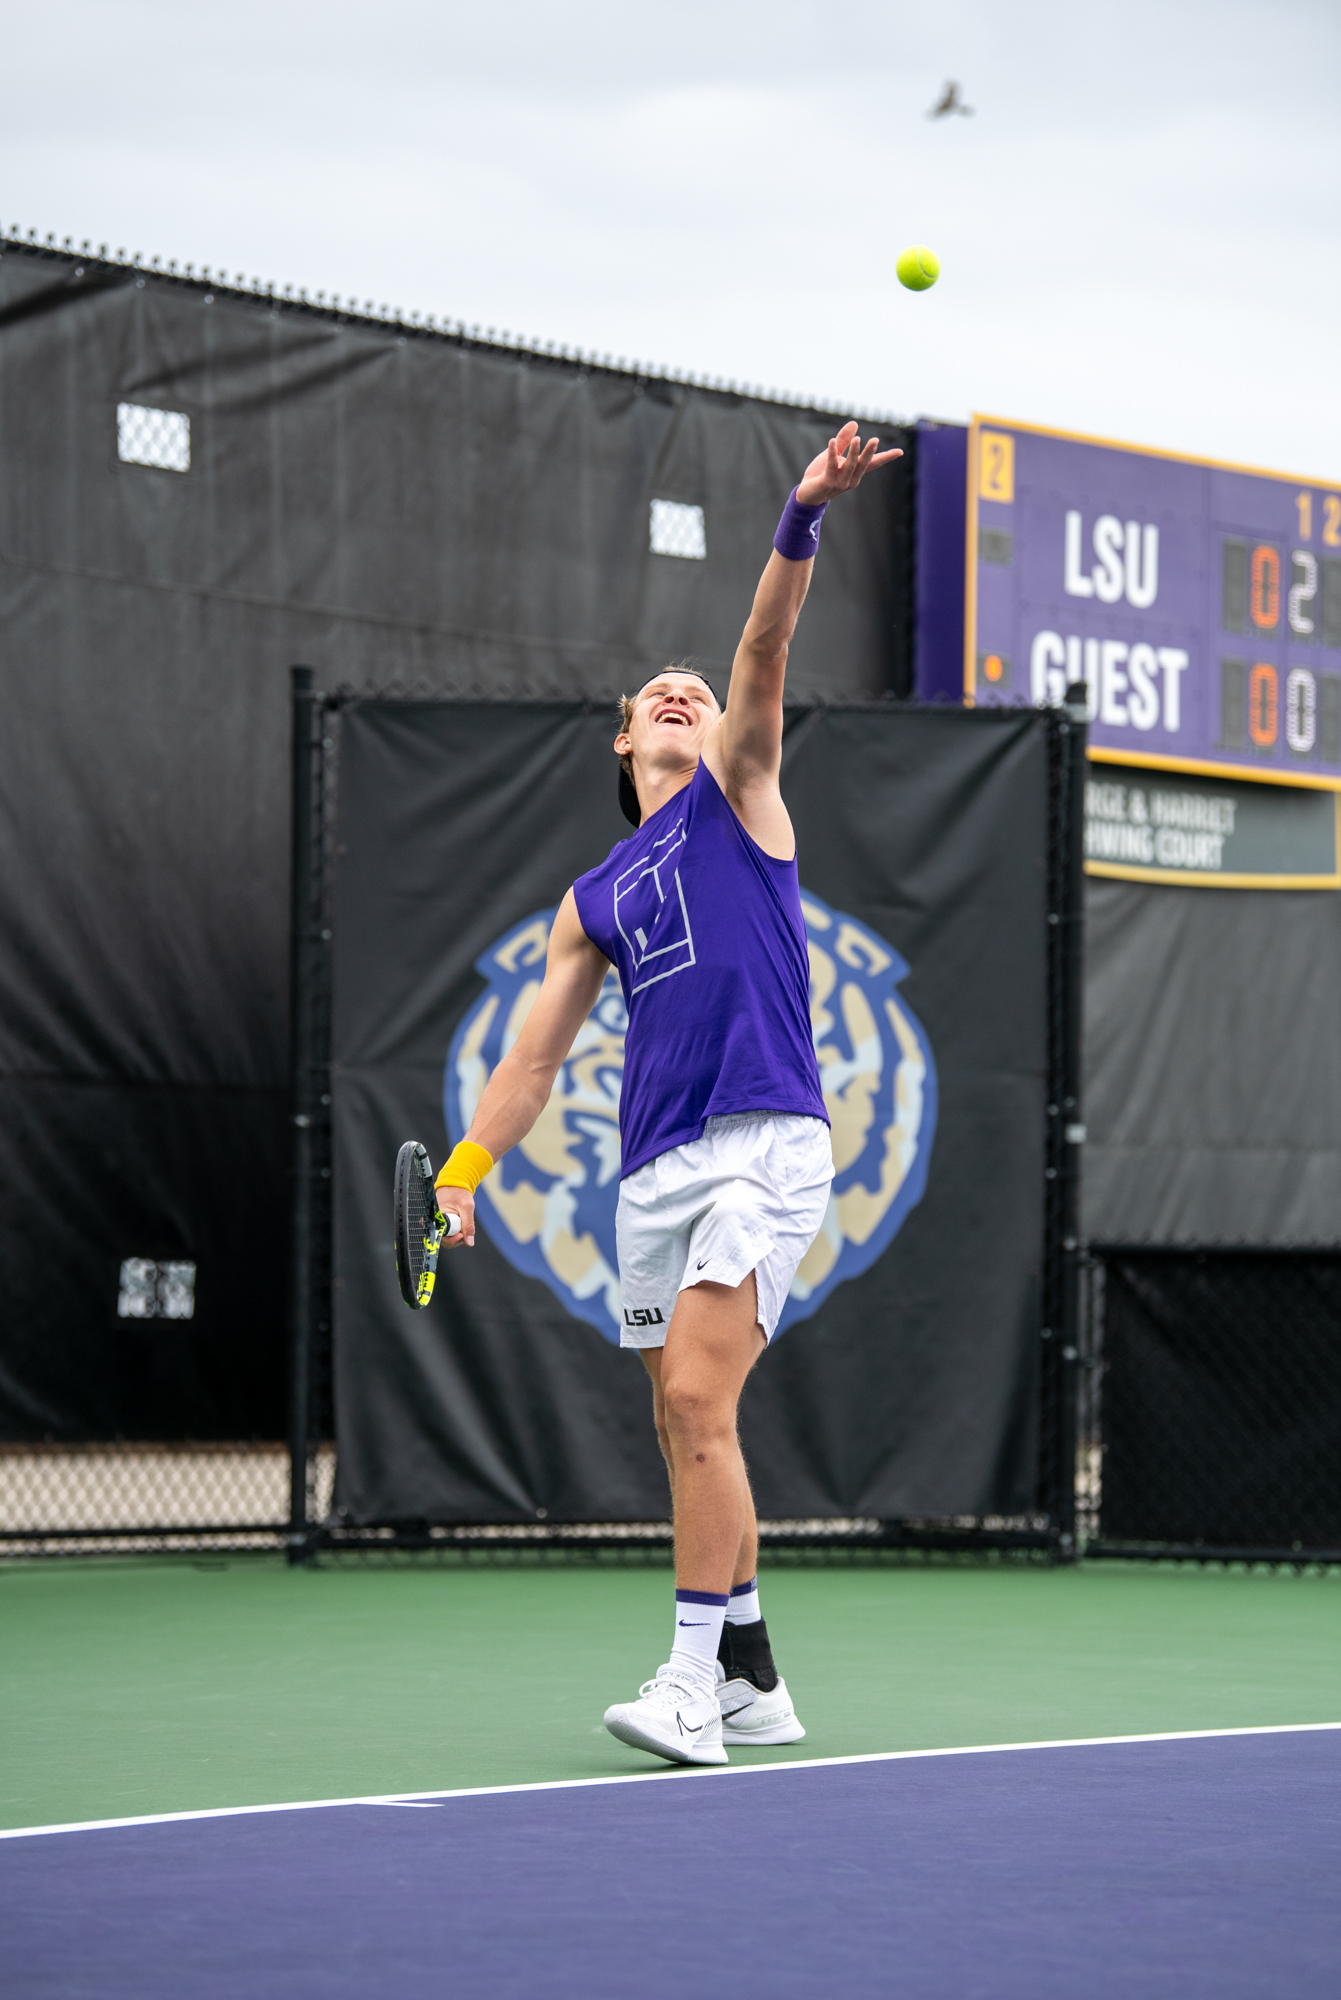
434,420,902,1764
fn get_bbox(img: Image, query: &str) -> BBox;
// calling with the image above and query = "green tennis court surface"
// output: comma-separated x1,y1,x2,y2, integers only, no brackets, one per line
3,1556,1337,1832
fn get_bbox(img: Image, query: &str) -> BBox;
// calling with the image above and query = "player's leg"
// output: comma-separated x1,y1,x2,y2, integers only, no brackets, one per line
644,1288,760,1584
608,1279,801,1761
641,1343,760,1581
603,1285,761,1767
641,1352,760,1585
606,1115,827,1762
657,1273,762,1577
660,1278,802,1736
643,1339,763,1680
657,1281,807,1747
640,1348,676,1497
664,1116,831,1748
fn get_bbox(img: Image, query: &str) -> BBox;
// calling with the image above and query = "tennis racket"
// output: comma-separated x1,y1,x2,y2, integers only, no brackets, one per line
393,1140,463,1310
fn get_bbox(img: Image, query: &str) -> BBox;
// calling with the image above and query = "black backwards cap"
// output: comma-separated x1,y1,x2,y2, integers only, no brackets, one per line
618,668,720,827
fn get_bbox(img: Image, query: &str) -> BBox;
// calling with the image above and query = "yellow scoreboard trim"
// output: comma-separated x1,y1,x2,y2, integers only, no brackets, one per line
969,410,1341,492
1087,861,1341,889
962,424,980,706
965,413,1341,787
1087,745,1341,793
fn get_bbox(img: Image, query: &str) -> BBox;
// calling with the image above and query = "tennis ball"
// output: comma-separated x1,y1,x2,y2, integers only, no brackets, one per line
896,244,940,292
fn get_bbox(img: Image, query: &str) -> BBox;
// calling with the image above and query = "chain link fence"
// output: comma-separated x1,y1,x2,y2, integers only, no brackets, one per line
0,1445,335,1558
1080,1247,1341,1561
15,1245,1338,1565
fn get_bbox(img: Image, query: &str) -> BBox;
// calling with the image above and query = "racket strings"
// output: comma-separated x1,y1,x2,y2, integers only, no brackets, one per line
415,1157,448,1306
407,1171,433,1274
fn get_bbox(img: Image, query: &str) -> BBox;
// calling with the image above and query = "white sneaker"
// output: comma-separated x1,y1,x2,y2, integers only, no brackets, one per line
604,1665,729,1766
715,1659,807,1745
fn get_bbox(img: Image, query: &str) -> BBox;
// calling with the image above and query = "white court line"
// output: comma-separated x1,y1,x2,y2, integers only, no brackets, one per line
3,1721,1339,1843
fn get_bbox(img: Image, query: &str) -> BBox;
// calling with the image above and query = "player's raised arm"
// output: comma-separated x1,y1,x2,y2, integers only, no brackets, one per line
705,421,902,845
434,891,609,1246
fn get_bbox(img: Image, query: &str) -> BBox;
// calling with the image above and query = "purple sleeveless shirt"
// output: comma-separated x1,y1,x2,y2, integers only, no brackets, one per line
572,758,828,1179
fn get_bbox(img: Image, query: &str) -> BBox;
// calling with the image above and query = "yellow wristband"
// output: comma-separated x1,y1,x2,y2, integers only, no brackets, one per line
434,1140,494,1195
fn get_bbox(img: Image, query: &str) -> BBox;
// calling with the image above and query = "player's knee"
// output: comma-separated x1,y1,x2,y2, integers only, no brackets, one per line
661,1373,730,1447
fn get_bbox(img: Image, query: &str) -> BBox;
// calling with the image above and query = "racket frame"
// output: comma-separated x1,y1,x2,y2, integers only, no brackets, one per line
394,1140,461,1310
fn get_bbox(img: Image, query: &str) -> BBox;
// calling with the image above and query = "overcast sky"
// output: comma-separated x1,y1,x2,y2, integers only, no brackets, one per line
5,0,1338,475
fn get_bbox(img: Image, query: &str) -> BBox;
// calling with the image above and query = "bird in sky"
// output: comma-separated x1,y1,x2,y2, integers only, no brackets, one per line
928,80,974,118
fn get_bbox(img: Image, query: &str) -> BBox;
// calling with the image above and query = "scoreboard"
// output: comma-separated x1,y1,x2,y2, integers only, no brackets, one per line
965,416,1341,791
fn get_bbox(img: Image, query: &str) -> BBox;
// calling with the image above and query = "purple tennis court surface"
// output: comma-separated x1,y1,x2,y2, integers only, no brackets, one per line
6,1729,1340,1998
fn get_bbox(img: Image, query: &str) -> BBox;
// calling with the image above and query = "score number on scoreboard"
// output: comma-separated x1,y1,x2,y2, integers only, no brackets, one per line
1219,494,1341,760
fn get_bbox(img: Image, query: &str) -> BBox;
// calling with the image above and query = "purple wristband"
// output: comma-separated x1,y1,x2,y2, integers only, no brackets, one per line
773,486,828,562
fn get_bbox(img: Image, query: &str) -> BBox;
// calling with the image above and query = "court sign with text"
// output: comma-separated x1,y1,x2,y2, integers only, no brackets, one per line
1084,769,1340,888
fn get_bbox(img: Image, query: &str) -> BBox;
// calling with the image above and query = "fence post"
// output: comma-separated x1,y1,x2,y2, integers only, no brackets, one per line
1054,686,1089,1555
287,667,318,1564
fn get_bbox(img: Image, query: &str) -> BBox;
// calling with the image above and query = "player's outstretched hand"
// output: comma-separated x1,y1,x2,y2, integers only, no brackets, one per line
796,419,902,505
436,1186,475,1248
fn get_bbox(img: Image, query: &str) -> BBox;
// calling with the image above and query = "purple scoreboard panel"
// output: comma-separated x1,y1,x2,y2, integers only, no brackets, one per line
964,416,1341,792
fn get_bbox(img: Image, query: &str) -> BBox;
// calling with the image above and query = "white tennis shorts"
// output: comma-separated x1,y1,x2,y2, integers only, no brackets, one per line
615,1112,834,1348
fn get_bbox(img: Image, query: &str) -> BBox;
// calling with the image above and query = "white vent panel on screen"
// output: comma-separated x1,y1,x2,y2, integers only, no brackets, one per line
118,1258,197,1320
649,499,706,560
117,403,191,472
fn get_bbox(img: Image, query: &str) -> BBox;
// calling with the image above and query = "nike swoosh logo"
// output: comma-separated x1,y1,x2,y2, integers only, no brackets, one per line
696,1259,708,1271
677,1717,705,1735
677,1619,709,1626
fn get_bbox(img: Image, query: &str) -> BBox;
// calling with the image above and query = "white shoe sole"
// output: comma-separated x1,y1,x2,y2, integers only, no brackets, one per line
720,1715,807,1745
604,1707,728,1766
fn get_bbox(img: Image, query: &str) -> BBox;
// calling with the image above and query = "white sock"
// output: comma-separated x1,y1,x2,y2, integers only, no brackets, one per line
669,1590,728,1694
725,1576,760,1626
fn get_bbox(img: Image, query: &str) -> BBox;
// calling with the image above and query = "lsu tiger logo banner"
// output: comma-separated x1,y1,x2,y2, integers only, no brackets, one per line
445,892,937,1342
